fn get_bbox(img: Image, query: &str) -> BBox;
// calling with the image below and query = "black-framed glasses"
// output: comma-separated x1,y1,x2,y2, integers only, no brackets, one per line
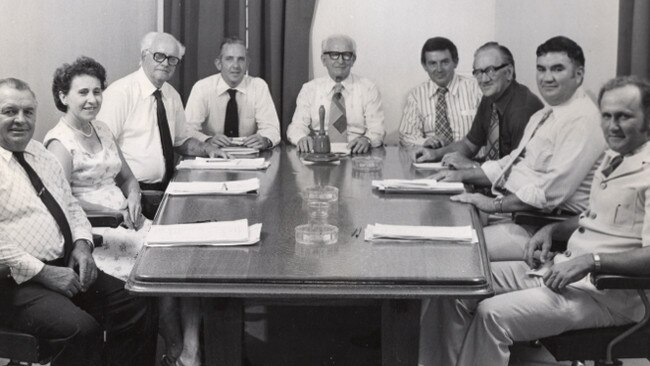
323,51,355,61
149,51,181,66
472,63,509,78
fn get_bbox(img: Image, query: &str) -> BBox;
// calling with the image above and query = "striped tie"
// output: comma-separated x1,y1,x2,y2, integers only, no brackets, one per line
485,103,500,160
434,87,454,144
329,83,347,142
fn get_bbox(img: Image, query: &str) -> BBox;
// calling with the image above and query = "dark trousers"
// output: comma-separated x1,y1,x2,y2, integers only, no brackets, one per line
0,267,157,366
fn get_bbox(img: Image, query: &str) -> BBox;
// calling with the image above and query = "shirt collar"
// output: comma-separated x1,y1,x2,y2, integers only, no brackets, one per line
0,140,36,162
136,67,161,100
326,74,355,94
216,74,249,96
492,80,517,115
428,73,459,99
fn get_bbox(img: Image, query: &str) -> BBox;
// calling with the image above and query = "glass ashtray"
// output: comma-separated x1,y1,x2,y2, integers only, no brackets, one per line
295,224,339,245
304,185,339,203
352,156,383,172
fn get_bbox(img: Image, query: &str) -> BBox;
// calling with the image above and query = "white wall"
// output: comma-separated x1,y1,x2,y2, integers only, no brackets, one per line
312,0,497,144
496,0,619,102
312,0,619,145
0,0,157,142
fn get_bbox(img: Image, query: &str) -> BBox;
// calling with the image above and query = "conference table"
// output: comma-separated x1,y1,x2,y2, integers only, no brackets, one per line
126,145,494,366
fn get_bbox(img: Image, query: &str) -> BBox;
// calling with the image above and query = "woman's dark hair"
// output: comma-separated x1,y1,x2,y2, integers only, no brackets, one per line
52,56,106,112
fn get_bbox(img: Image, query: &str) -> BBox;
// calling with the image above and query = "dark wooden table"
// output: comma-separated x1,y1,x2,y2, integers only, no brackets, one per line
126,145,493,366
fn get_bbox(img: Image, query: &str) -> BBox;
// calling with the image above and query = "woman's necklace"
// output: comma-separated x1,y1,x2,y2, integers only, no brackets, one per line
63,117,93,138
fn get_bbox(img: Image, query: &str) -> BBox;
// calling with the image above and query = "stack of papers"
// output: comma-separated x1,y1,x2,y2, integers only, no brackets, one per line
229,137,246,146
413,162,445,170
177,157,270,170
146,219,262,247
222,147,259,157
372,179,464,193
166,178,260,195
330,142,351,156
365,223,477,243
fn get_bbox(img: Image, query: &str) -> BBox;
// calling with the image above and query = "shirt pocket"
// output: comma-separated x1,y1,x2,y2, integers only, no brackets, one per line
613,187,640,229
422,113,436,134
525,136,553,172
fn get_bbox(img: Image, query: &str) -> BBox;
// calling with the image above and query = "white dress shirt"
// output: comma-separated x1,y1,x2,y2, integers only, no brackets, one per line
287,74,386,147
481,88,606,212
185,74,281,146
399,74,482,146
0,141,92,284
97,67,196,184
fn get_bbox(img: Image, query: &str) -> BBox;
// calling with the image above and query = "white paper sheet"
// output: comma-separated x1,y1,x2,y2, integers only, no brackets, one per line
413,162,445,170
146,218,250,245
372,179,464,193
146,223,262,247
166,178,260,195
221,147,260,157
330,142,351,156
365,223,477,243
177,157,270,170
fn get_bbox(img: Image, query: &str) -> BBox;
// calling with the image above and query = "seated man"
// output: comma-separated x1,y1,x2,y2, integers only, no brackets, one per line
185,37,281,150
287,34,385,154
0,78,155,366
399,37,481,148
96,32,226,218
431,36,606,261
414,42,543,169
436,75,650,366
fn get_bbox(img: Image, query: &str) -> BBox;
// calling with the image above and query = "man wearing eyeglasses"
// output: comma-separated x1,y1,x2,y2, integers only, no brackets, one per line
413,42,543,168
185,37,280,150
287,34,385,154
399,37,482,148
98,32,226,217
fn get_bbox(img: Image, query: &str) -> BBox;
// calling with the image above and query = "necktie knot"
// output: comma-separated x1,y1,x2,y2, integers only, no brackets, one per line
153,89,162,100
13,151,25,162
333,83,343,94
438,87,448,96
227,89,237,99
602,154,624,177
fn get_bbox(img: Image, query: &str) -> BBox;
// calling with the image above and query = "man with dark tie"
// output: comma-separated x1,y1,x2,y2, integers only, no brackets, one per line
399,37,482,148
432,75,650,366
0,78,155,366
429,36,607,262
413,42,544,169
97,31,226,218
287,34,385,154
185,37,280,150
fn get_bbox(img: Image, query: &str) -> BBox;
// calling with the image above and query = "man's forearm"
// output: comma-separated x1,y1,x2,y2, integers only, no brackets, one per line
459,168,492,186
599,246,650,276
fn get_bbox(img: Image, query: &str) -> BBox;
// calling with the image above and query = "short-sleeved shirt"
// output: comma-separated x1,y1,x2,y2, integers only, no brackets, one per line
466,80,544,157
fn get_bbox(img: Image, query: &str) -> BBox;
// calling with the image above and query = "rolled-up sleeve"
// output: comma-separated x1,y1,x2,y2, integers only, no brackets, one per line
255,83,281,146
287,83,314,145
398,93,427,147
361,83,385,147
0,231,45,284
184,83,211,142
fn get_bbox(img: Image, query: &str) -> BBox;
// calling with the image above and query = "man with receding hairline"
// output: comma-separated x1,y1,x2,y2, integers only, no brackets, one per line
287,34,385,154
185,37,280,150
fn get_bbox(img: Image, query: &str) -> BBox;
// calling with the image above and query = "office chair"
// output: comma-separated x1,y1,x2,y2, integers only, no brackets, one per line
540,272,650,366
0,210,124,366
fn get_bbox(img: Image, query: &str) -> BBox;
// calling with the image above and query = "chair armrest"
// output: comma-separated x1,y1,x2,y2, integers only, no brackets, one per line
513,211,572,227
85,209,124,228
593,274,650,290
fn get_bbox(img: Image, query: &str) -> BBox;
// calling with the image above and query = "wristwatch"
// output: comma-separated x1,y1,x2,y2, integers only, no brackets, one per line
493,196,504,213
592,253,601,272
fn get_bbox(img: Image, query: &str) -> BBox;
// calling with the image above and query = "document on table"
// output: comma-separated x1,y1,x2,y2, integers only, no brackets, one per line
365,223,477,243
372,179,464,193
221,147,260,157
165,178,260,195
413,162,445,170
146,219,263,246
177,157,270,170
330,142,351,156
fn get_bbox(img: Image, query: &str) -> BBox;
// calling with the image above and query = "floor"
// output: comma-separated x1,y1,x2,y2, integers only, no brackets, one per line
2,306,649,366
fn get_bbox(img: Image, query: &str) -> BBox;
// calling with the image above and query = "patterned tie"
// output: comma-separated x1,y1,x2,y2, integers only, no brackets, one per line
601,155,623,177
13,152,74,264
485,103,500,160
434,87,454,144
329,83,347,142
153,90,174,187
224,88,239,138
491,108,553,195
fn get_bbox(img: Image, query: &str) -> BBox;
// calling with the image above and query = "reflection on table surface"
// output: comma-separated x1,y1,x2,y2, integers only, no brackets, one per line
127,144,492,298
